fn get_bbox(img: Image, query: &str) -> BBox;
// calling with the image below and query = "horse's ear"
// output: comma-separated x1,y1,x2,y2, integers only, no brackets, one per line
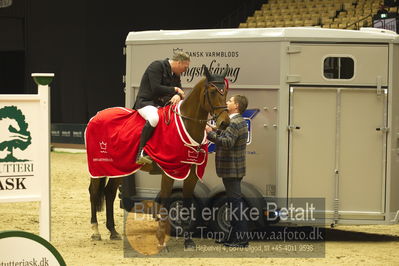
202,65,212,80
221,64,229,78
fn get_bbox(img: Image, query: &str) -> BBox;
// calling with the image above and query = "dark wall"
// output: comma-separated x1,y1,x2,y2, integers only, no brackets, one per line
0,0,254,123
0,0,25,94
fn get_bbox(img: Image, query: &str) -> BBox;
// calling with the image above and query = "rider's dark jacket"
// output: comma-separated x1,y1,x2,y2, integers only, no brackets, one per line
133,58,181,109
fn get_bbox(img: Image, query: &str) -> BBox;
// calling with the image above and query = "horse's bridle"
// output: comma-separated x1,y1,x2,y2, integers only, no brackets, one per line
204,81,228,122
171,80,228,124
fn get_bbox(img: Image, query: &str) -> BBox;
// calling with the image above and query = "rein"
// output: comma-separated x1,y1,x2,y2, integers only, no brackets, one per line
171,107,210,123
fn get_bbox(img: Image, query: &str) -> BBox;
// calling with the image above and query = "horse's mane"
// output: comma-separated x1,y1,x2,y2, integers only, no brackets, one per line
182,77,206,101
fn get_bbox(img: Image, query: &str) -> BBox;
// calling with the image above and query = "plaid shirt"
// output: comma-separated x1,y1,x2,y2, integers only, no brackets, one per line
207,114,248,178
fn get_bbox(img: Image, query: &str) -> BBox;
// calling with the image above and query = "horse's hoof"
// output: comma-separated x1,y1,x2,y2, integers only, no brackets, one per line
110,232,122,240
184,238,196,250
158,244,169,253
91,233,101,241
153,215,160,222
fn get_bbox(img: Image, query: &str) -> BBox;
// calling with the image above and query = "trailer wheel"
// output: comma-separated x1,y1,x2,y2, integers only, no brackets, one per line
208,195,231,234
209,195,257,234
166,191,200,236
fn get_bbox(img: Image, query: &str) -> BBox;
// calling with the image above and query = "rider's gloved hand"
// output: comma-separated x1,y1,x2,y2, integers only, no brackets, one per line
169,94,182,105
175,87,185,97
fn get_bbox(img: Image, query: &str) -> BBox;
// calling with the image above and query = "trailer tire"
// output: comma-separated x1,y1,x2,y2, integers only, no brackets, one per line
209,194,258,235
208,195,231,234
166,191,201,236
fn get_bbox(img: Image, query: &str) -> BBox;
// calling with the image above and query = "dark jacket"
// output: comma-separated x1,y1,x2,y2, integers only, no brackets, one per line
207,114,248,178
133,59,181,109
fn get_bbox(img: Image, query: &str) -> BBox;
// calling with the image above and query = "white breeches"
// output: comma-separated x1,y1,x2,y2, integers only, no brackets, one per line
137,105,159,127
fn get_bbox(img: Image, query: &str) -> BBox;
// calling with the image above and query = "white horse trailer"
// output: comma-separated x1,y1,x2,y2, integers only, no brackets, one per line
122,27,399,231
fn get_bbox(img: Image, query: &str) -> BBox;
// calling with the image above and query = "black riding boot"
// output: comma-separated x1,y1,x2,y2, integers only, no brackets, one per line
136,121,155,164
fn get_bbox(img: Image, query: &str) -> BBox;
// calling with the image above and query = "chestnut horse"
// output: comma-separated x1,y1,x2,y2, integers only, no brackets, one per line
87,65,230,250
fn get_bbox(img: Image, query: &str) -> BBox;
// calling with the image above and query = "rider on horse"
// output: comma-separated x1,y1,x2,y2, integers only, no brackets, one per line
133,51,190,164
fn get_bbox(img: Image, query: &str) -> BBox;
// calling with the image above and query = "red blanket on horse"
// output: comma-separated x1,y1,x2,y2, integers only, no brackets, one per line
85,103,208,180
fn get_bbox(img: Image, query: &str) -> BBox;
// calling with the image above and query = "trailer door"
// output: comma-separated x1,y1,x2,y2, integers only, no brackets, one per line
288,87,387,220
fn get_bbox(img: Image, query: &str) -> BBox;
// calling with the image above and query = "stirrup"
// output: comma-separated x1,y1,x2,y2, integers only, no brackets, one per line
136,149,153,165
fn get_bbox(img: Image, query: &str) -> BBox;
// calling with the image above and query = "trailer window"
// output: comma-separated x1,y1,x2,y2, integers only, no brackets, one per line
323,57,354,79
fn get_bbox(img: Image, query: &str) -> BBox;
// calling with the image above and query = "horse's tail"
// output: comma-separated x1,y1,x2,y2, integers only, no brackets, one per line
90,177,106,212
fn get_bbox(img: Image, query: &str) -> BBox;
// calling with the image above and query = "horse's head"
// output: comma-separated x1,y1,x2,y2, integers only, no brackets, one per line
202,65,230,130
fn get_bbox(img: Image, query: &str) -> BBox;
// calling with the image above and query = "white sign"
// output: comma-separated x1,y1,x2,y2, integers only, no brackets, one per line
0,231,65,265
0,73,53,240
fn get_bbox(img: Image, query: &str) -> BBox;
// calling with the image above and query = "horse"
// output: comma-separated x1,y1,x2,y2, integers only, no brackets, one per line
86,65,230,250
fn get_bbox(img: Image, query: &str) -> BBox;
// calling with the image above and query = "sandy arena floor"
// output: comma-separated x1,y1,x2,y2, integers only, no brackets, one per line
1,152,399,265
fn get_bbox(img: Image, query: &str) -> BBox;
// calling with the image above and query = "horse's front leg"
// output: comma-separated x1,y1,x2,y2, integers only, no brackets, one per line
156,173,174,252
182,170,198,250
105,177,123,240
89,178,106,240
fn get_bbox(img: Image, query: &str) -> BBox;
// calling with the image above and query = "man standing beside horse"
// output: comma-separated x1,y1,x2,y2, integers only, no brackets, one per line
133,51,190,164
206,94,250,248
